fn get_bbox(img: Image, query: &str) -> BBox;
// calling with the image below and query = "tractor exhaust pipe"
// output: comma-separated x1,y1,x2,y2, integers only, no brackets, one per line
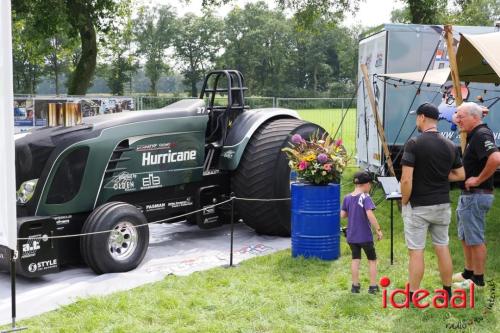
48,103,57,127
48,102,82,127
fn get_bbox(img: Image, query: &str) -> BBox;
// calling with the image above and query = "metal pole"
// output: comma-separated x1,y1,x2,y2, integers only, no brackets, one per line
11,250,16,329
390,199,394,265
229,195,235,267
1,250,27,333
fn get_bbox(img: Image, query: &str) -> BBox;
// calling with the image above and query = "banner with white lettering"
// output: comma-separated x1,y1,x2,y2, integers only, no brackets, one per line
0,2,17,250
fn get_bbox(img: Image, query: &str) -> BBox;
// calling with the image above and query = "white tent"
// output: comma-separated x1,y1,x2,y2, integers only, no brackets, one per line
0,1,17,251
379,32,500,85
378,68,451,86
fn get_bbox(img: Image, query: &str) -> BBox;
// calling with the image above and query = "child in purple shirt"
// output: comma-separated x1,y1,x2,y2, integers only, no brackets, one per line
341,171,383,294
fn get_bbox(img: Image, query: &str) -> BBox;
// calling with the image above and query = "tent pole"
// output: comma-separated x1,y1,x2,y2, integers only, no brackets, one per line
444,24,466,152
360,64,396,178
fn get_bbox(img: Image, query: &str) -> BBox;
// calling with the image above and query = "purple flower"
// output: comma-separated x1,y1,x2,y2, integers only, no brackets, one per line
291,134,304,145
317,153,328,163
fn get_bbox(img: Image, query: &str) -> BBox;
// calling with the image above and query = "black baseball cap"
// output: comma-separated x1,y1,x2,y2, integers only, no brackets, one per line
353,171,372,184
410,103,440,120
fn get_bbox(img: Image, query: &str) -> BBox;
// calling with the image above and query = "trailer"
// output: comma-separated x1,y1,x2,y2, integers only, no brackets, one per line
357,23,500,175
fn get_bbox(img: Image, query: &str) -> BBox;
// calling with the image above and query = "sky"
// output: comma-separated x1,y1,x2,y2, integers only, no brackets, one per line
141,0,405,27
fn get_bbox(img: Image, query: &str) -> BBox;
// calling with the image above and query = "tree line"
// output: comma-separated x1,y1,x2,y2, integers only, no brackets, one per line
12,0,498,98
12,0,359,98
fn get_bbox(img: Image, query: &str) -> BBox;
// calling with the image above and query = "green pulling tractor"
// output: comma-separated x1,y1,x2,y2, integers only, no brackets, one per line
0,70,324,277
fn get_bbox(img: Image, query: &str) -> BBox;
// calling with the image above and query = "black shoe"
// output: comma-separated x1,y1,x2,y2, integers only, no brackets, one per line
351,284,361,293
368,285,379,294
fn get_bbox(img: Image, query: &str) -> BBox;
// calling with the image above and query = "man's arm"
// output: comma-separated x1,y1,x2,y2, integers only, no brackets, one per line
465,151,500,189
448,166,465,182
340,210,347,219
401,165,414,205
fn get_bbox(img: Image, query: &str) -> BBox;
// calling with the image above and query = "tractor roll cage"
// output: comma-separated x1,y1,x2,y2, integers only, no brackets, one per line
200,70,249,144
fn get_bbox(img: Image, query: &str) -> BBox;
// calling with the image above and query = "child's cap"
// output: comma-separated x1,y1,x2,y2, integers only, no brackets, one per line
353,171,372,184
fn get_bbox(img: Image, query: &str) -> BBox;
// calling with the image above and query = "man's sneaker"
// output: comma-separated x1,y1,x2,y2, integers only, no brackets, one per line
452,272,467,282
368,285,380,294
453,279,485,289
351,284,361,293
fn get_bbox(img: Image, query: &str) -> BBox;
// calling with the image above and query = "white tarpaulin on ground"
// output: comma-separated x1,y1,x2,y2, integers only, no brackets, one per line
379,31,500,85
0,222,291,324
0,1,17,250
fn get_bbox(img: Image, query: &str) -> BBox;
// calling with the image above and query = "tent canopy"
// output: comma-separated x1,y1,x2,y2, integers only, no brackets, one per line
379,31,500,85
378,68,450,86
457,32,500,84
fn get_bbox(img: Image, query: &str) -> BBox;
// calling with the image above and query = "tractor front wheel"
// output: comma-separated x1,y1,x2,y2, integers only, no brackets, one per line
80,202,149,274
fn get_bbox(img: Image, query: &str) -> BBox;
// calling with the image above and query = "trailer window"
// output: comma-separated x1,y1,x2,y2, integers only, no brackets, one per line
46,147,89,204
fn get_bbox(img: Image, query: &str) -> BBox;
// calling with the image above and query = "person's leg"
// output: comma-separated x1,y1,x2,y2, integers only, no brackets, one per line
470,244,486,274
349,243,362,292
361,242,378,287
409,249,425,291
461,240,473,271
351,259,361,285
368,260,377,286
434,245,453,287
429,204,453,288
470,244,487,286
454,195,474,281
403,205,428,292
464,194,493,286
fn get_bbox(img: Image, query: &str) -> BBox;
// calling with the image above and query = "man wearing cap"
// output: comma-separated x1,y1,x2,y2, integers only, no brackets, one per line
400,103,465,302
452,102,500,288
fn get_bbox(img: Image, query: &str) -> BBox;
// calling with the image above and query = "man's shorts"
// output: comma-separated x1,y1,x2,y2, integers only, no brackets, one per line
348,242,377,260
402,203,451,250
457,194,494,245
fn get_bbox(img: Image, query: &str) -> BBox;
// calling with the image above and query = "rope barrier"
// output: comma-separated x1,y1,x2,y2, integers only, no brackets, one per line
16,196,294,241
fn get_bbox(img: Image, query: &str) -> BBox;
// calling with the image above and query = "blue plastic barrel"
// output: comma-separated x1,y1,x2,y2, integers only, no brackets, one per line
291,182,340,260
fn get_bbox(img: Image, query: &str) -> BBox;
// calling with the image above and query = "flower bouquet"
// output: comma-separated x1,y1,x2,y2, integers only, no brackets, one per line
282,133,349,185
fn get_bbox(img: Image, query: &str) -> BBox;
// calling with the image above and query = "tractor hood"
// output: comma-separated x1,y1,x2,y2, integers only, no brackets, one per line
15,99,206,188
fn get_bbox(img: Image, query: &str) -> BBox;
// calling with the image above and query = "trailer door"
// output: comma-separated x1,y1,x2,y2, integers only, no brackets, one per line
357,31,387,170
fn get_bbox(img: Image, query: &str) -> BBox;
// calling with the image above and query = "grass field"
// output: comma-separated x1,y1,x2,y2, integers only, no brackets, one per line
3,168,498,333
297,108,357,157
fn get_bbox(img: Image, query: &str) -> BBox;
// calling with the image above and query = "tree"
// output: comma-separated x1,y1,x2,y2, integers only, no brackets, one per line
390,6,412,23
173,13,222,97
448,0,500,26
12,0,119,95
218,3,294,96
390,0,447,24
99,1,137,95
201,0,360,27
392,0,499,26
11,11,46,94
44,29,79,95
134,5,177,96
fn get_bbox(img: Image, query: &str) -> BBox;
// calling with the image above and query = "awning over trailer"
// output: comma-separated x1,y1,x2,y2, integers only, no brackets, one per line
380,31,500,85
378,68,450,86
457,32,500,84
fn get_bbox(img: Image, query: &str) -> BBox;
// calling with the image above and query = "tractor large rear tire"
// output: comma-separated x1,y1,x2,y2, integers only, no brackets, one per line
80,202,149,274
232,118,325,236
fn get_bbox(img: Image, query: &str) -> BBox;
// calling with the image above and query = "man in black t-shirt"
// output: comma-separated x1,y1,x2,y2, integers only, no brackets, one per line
452,102,500,288
400,103,465,302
